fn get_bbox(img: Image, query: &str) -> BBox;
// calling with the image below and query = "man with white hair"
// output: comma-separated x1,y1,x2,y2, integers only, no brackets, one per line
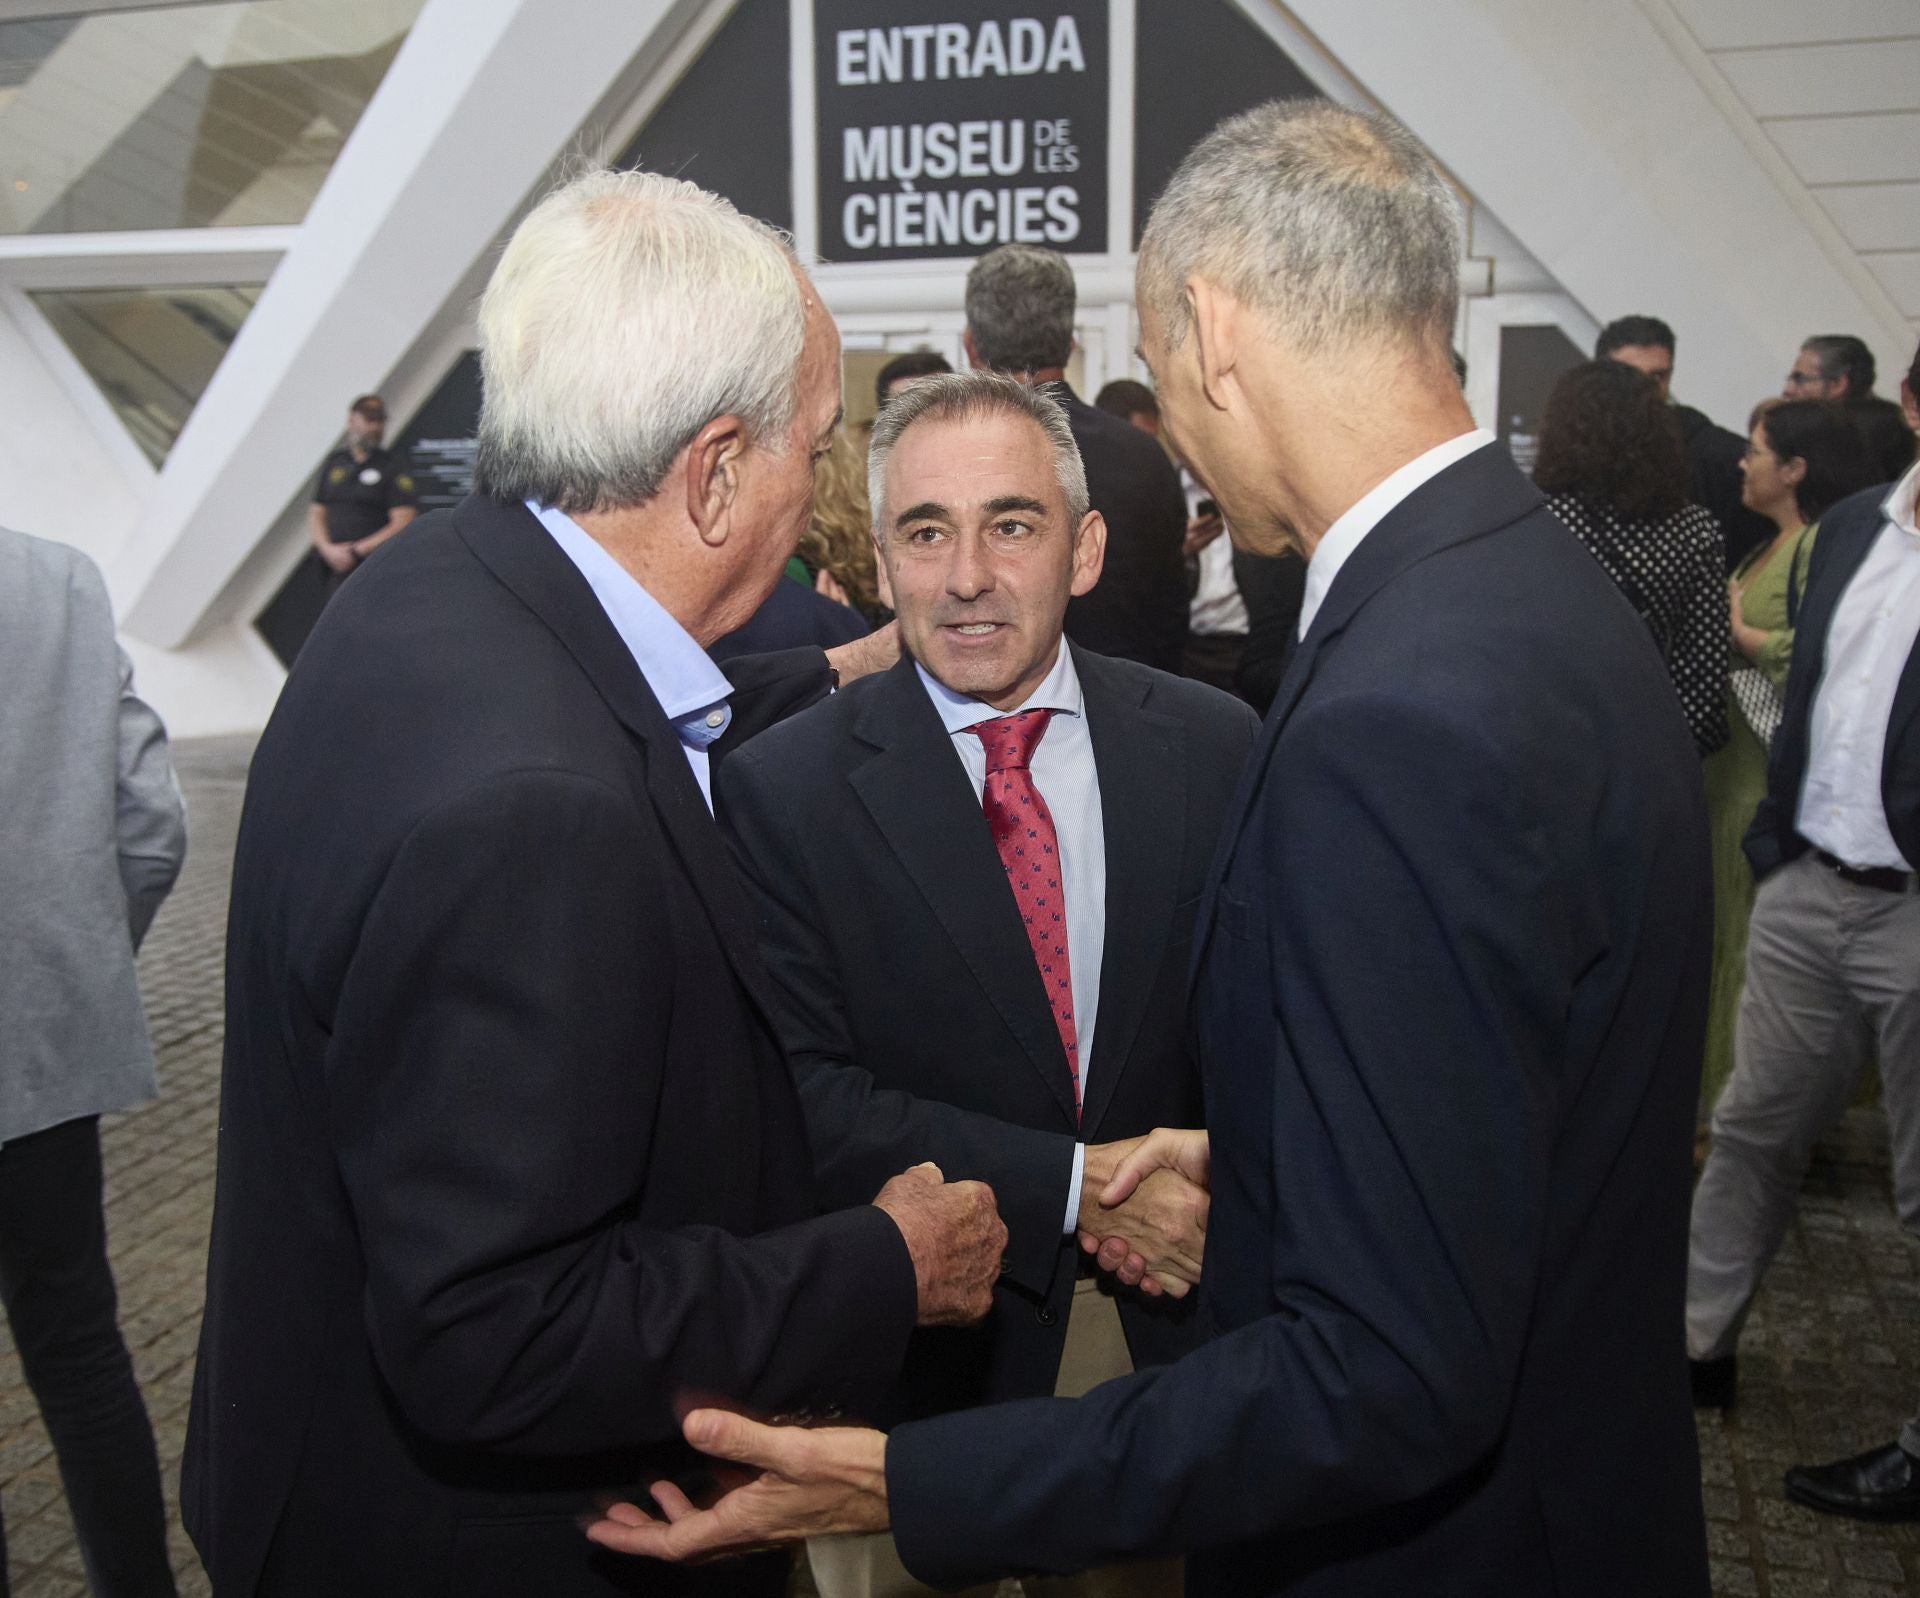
182,169,1007,1598
590,99,1714,1597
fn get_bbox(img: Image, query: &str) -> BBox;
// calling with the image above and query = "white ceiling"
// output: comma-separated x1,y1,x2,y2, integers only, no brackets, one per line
1669,0,1920,334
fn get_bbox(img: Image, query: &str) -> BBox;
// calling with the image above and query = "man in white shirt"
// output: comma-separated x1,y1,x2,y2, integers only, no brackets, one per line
718,371,1258,1598
1687,358,1920,1518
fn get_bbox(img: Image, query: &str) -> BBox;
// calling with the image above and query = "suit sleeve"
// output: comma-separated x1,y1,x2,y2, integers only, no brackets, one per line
720,744,1076,1297
715,648,836,756
112,645,187,950
886,693,1565,1586
328,767,917,1455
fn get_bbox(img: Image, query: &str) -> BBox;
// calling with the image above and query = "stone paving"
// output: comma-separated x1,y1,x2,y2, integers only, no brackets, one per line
0,733,1915,1596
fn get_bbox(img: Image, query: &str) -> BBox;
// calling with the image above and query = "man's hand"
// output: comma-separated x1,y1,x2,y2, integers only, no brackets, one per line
824,621,901,687
585,1409,889,1563
872,1163,1006,1326
1076,1129,1211,1297
1182,511,1225,559
316,540,357,574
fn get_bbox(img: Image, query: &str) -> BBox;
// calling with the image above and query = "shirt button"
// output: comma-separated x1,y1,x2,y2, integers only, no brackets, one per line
705,709,726,729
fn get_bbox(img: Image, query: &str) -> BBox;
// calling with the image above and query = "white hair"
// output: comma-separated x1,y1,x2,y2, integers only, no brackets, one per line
868,371,1089,529
473,167,806,513
1140,99,1461,358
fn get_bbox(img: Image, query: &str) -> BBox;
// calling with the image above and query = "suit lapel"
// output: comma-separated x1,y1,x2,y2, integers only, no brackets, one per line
1189,443,1546,992
453,495,772,1011
1077,648,1185,1136
848,658,1081,1124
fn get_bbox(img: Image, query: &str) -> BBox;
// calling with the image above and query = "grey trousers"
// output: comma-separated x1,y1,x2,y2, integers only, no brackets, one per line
1686,853,1920,1364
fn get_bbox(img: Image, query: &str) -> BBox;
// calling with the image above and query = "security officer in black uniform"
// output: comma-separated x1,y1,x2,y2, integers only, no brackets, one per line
307,395,419,595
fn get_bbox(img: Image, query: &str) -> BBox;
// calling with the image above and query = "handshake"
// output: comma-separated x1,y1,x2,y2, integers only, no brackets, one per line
873,1128,1211,1324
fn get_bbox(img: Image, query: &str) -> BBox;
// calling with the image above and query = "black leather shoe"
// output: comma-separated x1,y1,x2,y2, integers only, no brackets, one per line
1785,1442,1920,1521
1689,1355,1736,1409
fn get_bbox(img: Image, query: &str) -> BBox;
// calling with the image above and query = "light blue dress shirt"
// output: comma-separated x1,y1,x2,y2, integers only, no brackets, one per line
917,643,1105,1233
530,502,734,811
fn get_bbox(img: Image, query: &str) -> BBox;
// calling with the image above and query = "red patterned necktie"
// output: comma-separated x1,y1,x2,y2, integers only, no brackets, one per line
971,709,1079,1120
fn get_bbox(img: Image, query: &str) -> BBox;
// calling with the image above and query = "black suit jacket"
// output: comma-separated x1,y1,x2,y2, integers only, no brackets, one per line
885,445,1712,1597
182,496,916,1598
1674,403,1769,573
1050,383,1190,672
719,649,1258,1425
709,575,869,662
1746,479,1920,878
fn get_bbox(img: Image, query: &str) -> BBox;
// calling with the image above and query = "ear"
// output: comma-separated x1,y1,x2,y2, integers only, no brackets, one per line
869,523,896,611
1779,453,1808,488
1068,510,1107,598
1902,380,1919,434
684,414,749,547
962,328,985,371
1186,277,1240,413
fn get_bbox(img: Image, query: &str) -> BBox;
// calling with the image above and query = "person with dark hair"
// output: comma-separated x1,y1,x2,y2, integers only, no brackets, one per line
1688,366,1920,1449
1596,315,1773,571
874,350,952,410
1094,378,1159,432
1848,394,1918,483
964,244,1189,673
1535,359,1728,754
1692,400,1880,1138
1785,334,1876,401
306,394,419,595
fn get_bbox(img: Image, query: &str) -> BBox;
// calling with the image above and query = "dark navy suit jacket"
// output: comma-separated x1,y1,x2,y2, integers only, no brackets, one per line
184,497,916,1598
884,444,1713,1597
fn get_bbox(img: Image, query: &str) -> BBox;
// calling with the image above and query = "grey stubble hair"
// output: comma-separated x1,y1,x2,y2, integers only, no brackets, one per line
1139,99,1461,358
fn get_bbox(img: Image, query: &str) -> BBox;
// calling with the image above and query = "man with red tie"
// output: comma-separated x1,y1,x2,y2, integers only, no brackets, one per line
718,371,1257,1598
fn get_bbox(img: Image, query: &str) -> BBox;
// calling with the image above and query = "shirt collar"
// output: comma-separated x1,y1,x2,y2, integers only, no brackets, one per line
1298,429,1495,638
1883,459,1920,542
915,639,1084,736
529,501,734,746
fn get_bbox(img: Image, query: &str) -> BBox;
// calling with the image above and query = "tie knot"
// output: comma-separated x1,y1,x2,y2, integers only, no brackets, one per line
971,708,1053,772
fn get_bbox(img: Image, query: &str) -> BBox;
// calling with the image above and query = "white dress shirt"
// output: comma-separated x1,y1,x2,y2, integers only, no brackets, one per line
531,502,734,811
917,644,1105,1233
1184,469,1249,638
1798,462,1920,871
1298,429,1496,640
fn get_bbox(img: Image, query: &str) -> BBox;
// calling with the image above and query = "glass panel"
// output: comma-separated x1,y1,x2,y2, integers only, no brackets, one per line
34,282,261,464
0,0,426,235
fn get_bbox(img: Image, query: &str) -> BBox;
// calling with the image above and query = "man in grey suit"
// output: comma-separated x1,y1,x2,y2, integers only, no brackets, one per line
0,527,186,1597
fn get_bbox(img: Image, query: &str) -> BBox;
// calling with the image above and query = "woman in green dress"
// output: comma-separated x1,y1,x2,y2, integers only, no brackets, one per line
1700,399,1880,1116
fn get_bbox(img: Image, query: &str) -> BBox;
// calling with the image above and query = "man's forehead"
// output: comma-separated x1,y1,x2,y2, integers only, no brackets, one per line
887,413,1060,505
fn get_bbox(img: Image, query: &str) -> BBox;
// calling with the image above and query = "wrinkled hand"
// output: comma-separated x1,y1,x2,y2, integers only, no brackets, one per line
1076,1129,1210,1297
873,1163,1007,1326
824,621,900,687
1182,513,1225,559
585,1409,889,1563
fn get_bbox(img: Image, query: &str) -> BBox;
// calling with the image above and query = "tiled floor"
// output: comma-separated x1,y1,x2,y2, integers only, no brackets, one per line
1,734,1914,1596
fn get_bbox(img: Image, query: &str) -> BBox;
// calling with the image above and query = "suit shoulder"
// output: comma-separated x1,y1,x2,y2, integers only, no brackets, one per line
724,672,870,788
1084,652,1260,741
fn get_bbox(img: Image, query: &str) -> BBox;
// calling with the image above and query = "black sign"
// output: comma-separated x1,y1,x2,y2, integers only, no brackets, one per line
816,1,1107,262
391,350,483,513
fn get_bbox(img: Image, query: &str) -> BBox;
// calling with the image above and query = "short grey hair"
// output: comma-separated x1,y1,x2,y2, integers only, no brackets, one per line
868,371,1090,528
473,167,806,514
965,245,1076,372
1140,99,1460,357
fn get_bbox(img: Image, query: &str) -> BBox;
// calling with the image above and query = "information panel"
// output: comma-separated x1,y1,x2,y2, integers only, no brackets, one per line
815,1,1108,263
